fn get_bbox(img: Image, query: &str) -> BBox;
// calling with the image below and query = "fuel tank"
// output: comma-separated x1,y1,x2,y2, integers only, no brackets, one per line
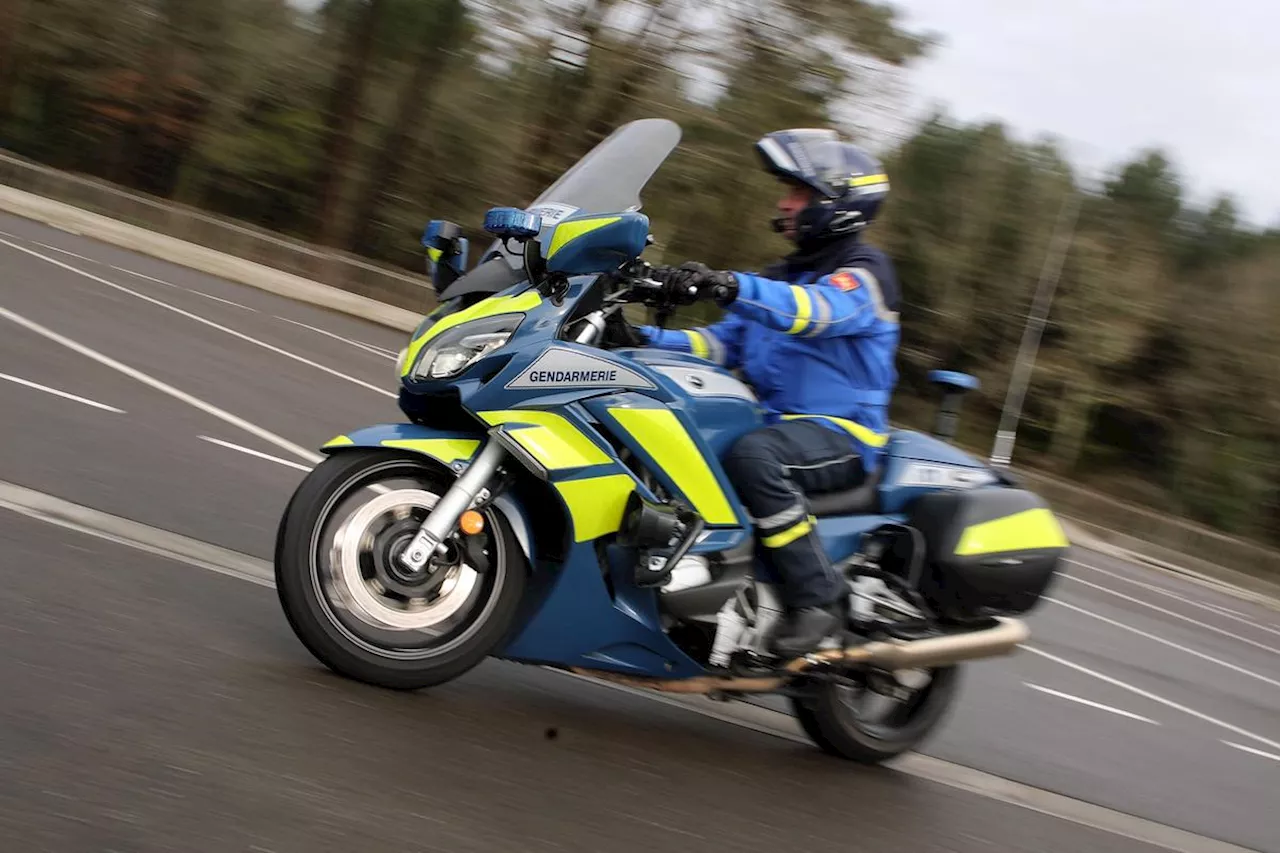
619,348,765,459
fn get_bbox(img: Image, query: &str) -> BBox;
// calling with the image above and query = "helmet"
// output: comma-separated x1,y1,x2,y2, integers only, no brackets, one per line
753,128,889,245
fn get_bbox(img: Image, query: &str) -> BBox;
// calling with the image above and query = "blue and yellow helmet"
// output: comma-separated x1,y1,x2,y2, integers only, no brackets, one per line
754,128,890,244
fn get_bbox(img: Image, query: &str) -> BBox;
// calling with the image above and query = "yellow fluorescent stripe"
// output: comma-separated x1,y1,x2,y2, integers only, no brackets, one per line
781,414,889,448
426,247,442,262
850,173,888,187
605,407,737,525
479,410,611,470
954,508,1069,556
380,438,480,465
554,473,637,542
546,216,621,258
761,517,814,548
684,330,710,359
787,286,812,335
401,290,542,377
322,435,354,448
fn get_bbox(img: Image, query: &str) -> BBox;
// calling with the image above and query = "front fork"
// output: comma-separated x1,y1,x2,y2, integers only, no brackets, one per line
398,438,509,572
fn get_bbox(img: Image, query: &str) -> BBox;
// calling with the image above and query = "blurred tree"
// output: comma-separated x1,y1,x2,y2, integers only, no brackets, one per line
312,0,388,246
0,0,32,118
347,0,471,256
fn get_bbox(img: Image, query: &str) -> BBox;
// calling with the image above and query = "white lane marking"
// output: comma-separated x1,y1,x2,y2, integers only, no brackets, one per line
1184,600,1249,620
34,242,97,263
0,239,395,399
199,436,314,473
1065,559,1280,637
0,478,274,588
110,265,257,311
1022,644,1280,753
0,305,323,465
1044,597,1280,690
0,371,125,413
0,479,1262,852
1022,682,1160,725
1221,741,1280,763
1059,574,1280,656
204,436,394,496
111,266,180,286
273,315,396,360
183,290,257,312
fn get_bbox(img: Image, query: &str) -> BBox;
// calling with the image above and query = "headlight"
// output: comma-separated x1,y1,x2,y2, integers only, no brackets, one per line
408,314,521,381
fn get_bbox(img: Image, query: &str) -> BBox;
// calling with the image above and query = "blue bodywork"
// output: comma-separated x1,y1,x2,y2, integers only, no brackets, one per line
326,205,1001,681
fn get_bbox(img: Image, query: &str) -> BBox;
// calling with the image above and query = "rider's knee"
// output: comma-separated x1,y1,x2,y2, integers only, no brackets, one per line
722,428,781,489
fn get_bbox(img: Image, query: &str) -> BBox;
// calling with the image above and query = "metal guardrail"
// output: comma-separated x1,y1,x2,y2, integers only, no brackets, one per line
2,148,1277,581
0,150,438,314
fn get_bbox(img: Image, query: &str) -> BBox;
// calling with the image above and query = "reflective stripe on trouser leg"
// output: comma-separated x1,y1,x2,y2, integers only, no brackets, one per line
722,424,856,610
753,508,839,609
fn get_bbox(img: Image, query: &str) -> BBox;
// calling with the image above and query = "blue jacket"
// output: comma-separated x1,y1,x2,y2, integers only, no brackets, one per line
640,237,901,472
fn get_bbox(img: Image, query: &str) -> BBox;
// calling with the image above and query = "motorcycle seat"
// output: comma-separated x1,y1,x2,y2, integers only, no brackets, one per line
806,468,883,518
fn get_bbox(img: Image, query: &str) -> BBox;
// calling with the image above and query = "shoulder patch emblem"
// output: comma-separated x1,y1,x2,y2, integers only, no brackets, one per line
831,271,860,291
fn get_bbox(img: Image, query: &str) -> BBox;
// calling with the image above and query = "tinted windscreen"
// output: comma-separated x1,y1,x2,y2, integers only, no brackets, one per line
436,118,682,300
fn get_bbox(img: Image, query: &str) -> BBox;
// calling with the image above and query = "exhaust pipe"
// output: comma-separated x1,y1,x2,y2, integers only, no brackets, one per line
789,615,1030,672
569,617,1029,695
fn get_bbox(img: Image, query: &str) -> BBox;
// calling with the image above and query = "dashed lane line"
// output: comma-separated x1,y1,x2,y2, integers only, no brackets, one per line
0,371,125,414
1044,596,1280,690
110,265,257,311
1022,682,1160,725
0,237,395,399
0,304,323,466
1059,573,1279,655
199,435,314,473
1065,559,1280,638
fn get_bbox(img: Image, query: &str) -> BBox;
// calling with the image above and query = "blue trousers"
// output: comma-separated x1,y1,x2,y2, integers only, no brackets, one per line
721,420,866,609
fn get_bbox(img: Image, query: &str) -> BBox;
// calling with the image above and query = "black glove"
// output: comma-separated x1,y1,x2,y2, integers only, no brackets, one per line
654,261,739,307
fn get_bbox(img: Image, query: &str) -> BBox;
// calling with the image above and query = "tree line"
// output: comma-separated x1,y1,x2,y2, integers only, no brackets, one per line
2,0,1276,546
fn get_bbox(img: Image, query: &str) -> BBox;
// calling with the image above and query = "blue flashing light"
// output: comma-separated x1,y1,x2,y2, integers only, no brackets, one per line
422,220,444,247
483,207,543,241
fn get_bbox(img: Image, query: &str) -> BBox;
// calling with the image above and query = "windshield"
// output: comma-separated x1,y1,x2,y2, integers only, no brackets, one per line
436,117,682,301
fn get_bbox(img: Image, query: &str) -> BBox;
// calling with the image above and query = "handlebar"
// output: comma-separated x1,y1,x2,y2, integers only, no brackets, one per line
607,261,674,306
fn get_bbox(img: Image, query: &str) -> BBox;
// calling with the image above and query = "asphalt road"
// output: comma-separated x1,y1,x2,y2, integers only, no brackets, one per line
1,212,1277,852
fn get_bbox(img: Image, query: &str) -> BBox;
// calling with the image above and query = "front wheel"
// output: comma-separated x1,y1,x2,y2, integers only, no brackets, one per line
274,448,528,690
789,665,961,764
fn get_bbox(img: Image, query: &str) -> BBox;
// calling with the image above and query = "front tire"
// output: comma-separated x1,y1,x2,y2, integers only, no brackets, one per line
789,665,961,764
274,448,528,691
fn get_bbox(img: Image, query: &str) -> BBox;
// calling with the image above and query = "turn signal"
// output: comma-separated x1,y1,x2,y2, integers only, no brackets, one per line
459,510,485,536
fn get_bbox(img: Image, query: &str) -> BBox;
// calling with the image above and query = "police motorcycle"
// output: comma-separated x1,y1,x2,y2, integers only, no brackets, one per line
273,118,1070,764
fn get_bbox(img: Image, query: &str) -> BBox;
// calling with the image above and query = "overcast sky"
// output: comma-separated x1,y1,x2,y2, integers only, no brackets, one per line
886,0,1280,227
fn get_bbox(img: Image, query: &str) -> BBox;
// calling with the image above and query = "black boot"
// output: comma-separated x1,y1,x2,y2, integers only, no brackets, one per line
768,603,841,659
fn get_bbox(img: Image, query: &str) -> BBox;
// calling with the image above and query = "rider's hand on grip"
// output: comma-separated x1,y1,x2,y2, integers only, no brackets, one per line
653,261,738,307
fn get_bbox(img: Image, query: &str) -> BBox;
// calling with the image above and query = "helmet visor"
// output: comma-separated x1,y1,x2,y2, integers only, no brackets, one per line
755,129,849,198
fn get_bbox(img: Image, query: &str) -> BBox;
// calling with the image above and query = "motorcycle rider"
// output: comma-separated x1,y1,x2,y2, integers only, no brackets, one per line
637,128,901,659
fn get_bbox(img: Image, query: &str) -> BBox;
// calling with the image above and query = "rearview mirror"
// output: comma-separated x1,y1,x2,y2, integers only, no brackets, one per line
422,220,469,292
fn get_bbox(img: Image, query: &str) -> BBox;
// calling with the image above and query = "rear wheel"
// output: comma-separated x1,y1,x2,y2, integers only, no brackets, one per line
789,665,961,764
274,449,527,690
